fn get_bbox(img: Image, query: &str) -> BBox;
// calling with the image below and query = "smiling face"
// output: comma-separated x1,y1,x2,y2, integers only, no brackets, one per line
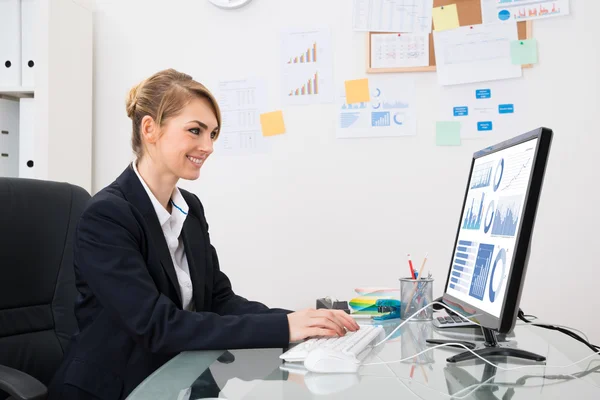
141,96,219,181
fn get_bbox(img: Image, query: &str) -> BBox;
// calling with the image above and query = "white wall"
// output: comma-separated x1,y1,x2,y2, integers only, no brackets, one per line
92,0,600,342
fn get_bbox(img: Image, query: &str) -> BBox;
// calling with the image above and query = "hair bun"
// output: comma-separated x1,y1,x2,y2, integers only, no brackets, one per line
126,82,143,119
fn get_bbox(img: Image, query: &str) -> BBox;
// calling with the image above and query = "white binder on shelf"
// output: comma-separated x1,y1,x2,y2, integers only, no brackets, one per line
20,0,37,88
0,0,22,87
0,98,20,177
18,97,35,178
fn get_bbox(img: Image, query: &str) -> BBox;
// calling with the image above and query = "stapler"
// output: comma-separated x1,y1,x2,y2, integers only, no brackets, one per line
373,299,401,320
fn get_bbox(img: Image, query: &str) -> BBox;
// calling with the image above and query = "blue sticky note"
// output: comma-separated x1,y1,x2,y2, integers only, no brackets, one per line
510,39,538,65
477,121,493,131
476,89,491,99
436,121,461,146
499,104,514,114
453,106,469,117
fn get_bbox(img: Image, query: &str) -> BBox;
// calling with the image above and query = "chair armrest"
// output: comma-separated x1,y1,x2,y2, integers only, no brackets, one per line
0,365,47,400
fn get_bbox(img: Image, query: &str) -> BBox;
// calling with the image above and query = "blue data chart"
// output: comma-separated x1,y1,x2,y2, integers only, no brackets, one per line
382,101,409,109
342,102,367,110
468,244,495,301
489,248,507,303
491,195,523,237
498,10,511,20
340,112,360,128
484,200,495,234
371,112,390,127
449,240,478,295
471,161,494,189
493,158,504,192
462,192,485,230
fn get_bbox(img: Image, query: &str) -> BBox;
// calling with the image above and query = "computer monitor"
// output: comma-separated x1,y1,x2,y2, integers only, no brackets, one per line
428,127,553,363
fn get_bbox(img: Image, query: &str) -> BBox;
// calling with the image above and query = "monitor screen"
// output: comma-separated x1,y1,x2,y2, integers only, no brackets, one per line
445,137,539,318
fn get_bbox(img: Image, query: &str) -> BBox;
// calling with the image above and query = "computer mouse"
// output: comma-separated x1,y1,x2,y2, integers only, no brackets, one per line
303,348,360,374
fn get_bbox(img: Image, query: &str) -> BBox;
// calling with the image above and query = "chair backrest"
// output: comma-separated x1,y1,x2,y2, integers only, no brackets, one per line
0,177,91,397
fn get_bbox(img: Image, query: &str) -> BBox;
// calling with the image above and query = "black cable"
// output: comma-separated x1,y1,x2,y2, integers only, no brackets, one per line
518,310,600,353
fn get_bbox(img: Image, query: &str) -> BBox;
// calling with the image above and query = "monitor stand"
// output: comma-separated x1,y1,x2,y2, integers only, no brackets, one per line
426,327,546,363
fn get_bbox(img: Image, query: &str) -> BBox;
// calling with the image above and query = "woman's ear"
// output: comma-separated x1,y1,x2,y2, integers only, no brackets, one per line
141,115,159,144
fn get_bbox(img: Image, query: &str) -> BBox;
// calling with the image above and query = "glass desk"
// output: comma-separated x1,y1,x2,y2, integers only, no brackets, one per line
126,319,600,399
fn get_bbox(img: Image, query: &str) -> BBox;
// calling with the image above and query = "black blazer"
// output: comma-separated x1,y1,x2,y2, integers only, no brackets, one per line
47,165,291,400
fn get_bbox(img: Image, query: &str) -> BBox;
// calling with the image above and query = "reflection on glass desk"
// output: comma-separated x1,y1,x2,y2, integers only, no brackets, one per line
126,319,600,399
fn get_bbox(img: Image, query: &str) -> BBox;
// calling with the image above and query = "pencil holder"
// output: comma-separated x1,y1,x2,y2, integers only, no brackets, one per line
400,277,433,321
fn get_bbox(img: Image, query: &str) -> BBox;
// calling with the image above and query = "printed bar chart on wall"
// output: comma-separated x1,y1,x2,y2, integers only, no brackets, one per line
287,42,317,64
281,28,334,105
288,72,319,97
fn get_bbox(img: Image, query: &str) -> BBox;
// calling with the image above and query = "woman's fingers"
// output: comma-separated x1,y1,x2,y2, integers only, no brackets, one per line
309,317,345,336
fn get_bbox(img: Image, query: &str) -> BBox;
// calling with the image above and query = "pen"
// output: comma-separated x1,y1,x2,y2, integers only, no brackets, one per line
407,254,416,279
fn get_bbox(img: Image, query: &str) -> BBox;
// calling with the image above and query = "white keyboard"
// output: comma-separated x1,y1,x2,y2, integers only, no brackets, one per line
280,325,385,364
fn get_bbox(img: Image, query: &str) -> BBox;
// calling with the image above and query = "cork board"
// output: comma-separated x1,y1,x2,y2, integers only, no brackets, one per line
366,0,533,73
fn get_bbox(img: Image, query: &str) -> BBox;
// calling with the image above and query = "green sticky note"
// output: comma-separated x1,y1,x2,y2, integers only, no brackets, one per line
510,39,538,65
436,122,461,146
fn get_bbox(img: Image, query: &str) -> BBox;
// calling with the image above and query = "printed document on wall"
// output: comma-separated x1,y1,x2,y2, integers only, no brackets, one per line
433,22,522,86
216,78,268,155
481,0,570,24
370,33,429,69
281,28,334,106
337,76,416,139
439,81,529,139
353,0,433,34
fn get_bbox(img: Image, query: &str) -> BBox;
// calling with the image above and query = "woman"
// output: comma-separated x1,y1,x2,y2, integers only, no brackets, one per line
47,68,358,400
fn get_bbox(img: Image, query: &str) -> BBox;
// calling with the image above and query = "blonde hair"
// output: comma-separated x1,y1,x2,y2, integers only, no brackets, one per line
125,68,221,160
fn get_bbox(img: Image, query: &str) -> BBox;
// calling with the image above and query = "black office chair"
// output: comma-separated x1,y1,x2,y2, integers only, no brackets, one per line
0,178,90,400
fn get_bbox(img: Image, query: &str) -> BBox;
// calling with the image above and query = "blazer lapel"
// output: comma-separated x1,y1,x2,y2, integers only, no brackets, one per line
116,164,183,308
146,218,183,308
182,214,207,312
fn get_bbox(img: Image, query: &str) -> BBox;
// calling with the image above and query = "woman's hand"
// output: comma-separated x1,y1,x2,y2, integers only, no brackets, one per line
286,308,360,342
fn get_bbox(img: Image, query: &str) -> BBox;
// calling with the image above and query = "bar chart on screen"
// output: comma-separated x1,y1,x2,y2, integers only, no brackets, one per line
449,240,478,295
462,192,486,230
491,195,523,237
469,244,495,301
471,161,494,189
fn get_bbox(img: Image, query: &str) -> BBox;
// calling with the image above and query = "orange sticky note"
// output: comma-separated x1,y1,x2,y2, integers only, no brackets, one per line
260,111,286,137
432,4,460,31
344,79,370,104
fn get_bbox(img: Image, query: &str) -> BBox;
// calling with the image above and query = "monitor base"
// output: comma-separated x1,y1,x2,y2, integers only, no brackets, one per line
427,327,546,364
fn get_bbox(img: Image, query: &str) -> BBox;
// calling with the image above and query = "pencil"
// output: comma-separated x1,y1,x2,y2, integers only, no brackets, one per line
416,252,429,281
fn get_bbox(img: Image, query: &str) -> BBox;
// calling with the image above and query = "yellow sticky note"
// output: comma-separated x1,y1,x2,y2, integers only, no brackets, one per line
433,4,460,31
344,79,370,104
260,111,286,137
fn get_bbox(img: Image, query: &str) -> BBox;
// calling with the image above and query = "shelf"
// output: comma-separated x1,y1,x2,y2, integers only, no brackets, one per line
0,87,34,98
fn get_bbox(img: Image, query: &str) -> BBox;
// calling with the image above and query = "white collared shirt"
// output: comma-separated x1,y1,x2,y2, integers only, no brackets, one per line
132,162,195,311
